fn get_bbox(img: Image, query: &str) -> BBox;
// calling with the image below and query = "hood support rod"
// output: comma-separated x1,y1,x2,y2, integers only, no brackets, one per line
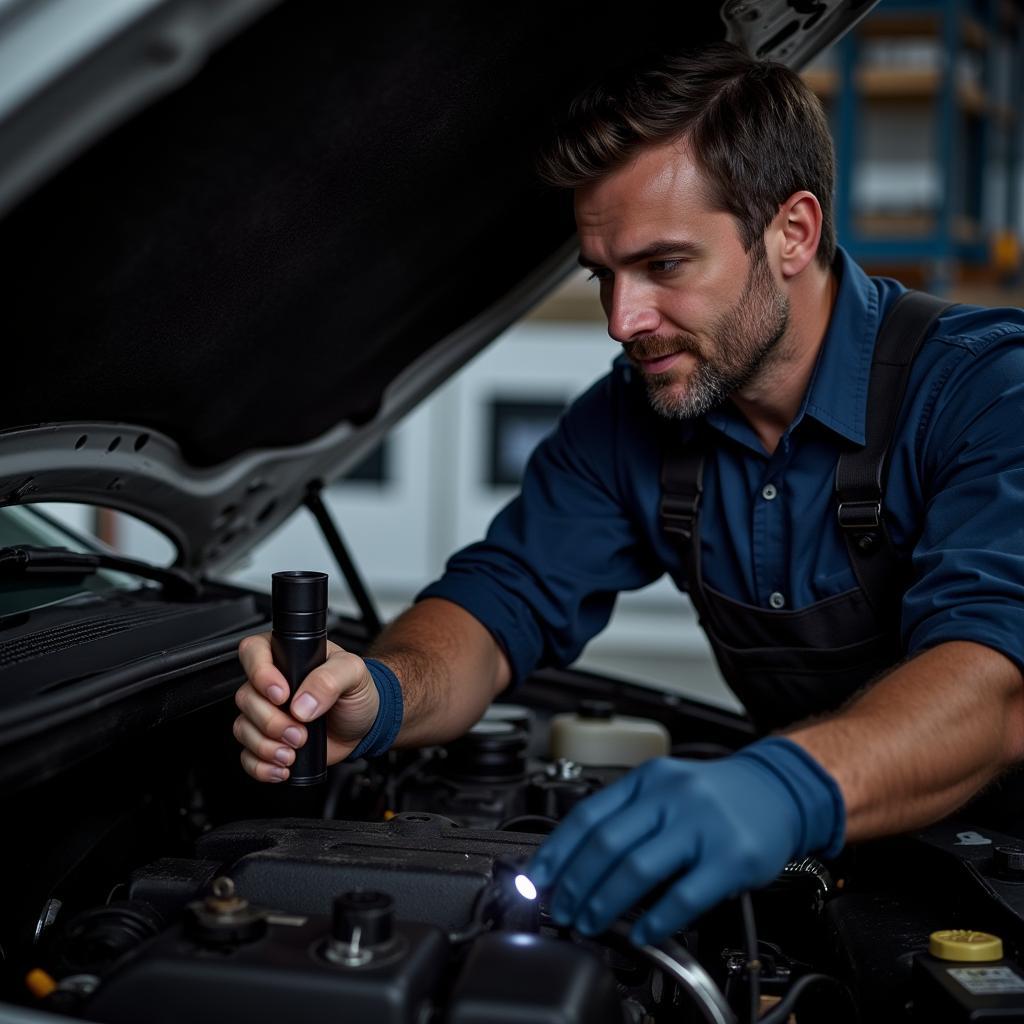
304,483,383,641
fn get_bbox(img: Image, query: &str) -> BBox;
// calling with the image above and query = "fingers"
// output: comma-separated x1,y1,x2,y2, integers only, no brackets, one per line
239,748,289,784
234,683,307,782
632,860,738,946
575,832,700,937
548,801,657,924
288,648,366,723
549,805,693,935
238,633,290,704
528,771,643,893
233,715,297,770
234,683,306,748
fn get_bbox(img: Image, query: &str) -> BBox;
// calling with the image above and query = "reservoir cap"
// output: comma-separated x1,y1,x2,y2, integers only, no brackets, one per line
579,699,614,720
929,930,1003,962
994,843,1024,880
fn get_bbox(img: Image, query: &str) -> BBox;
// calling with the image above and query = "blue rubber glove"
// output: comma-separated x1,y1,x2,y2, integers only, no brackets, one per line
527,737,845,945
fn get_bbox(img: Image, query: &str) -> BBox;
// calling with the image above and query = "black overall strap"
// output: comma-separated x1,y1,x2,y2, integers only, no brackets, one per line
659,440,712,625
659,290,954,623
835,290,954,617
659,447,705,544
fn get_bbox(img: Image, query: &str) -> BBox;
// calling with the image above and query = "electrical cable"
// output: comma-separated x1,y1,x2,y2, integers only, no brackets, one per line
447,883,503,946
0,544,200,599
756,972,845,1024
385,749,440,806
739,893,760,1023
720,894,761,1020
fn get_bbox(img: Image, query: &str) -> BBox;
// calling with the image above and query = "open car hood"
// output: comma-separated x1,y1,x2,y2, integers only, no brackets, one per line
0,0,876,572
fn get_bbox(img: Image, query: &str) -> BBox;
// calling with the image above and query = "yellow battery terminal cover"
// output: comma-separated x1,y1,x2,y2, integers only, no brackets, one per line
25,968,58,999
929,930,1004,962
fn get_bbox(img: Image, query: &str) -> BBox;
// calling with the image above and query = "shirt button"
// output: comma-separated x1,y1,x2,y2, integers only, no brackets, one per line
769,591,786,609
762,483,778,501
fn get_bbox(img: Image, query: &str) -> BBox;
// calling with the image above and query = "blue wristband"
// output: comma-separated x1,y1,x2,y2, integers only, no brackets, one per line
345,658,404,761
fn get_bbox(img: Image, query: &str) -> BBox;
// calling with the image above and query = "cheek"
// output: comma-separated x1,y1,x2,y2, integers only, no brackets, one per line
661,292,708,333
664,269,736,330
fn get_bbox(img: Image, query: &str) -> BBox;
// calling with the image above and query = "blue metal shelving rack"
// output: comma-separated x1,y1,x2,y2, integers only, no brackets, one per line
824,0,1024,292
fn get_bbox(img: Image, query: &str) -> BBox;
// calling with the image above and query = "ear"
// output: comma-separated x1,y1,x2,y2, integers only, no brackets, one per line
768,191,823,279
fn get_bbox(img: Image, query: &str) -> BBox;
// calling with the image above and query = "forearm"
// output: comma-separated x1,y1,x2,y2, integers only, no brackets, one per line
787,641,1024,842
368,597,511,747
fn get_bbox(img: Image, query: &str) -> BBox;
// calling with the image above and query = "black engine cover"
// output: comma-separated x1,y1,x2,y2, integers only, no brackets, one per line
151,815,544,932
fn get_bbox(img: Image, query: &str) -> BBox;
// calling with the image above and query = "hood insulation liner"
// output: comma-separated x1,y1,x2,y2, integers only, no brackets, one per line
0,2,719,467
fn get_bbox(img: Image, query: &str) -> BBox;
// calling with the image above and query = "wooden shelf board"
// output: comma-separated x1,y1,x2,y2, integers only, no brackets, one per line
801,68,837,97
856,212,935,237
853,68,988,112
853,213,984,244
855,11,989,48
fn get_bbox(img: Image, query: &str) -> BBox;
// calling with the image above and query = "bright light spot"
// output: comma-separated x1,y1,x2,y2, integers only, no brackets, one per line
514,874,537,901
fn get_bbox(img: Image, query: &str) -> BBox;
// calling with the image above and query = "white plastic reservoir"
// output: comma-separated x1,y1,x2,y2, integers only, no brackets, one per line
549,699,670,767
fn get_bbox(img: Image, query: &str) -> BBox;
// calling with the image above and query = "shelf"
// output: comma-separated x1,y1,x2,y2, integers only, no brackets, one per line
801,68,838,96
802,67,988,113
824,0,1023,288
855,11,990,49
859,68,987,111
854,213,984,244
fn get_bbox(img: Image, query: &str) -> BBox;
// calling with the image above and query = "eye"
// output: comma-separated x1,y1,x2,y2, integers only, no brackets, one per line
585,267,611,283
650,259,683,274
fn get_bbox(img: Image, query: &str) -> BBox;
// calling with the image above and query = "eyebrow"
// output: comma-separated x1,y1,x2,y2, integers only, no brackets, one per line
577,238,702,270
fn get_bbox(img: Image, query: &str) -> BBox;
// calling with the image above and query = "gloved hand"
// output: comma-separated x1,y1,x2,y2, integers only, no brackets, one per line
527,737,845,945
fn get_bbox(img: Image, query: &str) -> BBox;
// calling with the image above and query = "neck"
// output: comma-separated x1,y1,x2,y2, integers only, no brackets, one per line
731,264,838,455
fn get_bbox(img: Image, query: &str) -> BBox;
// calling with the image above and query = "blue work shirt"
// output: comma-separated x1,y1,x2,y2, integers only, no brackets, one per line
419,249,1024,691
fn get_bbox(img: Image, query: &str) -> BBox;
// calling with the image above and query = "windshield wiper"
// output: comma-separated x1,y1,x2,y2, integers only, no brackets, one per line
0,545,202,601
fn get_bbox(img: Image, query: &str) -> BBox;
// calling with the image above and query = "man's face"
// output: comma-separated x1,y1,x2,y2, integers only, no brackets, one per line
575,140,790,419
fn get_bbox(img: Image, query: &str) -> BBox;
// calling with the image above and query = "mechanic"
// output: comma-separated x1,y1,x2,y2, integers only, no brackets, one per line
232,44,1024,946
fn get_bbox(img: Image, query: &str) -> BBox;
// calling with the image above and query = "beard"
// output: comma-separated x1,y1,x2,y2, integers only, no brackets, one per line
629,243,790,420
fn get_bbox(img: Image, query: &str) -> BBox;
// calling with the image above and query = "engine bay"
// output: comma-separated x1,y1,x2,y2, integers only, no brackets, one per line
6,660,1024,1024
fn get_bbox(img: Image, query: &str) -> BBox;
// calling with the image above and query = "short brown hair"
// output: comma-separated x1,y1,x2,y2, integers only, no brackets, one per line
541,43,836,269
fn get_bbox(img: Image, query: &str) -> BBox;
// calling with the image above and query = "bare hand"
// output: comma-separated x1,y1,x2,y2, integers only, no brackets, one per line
233,633,380,782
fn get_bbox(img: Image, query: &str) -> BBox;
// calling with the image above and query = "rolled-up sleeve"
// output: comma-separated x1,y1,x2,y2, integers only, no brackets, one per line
903,331,1024,673
417,370,664,686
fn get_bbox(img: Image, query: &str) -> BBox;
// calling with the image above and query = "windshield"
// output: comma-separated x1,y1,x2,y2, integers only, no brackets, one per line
0,505,142,618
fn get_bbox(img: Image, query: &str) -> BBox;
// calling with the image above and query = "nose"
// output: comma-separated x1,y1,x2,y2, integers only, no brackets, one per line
604,276,661,344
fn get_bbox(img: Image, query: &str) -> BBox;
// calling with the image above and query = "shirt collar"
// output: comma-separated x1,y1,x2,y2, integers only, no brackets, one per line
702,245,881,450
796,246,882,447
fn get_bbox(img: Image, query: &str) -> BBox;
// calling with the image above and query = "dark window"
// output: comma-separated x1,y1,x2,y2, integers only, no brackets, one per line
341,440,390,484
488,399,566,487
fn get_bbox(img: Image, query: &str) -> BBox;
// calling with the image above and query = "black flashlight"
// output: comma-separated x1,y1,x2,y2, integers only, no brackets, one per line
271,570,328,786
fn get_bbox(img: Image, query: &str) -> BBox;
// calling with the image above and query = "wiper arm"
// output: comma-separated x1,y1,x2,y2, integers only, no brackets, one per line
0,545,202,600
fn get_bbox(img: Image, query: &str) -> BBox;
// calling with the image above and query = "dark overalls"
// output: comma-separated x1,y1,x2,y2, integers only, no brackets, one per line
659,292,953,734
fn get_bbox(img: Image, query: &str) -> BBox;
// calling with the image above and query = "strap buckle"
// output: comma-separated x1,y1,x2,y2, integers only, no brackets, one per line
660,492,699,539
837,500,882,531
